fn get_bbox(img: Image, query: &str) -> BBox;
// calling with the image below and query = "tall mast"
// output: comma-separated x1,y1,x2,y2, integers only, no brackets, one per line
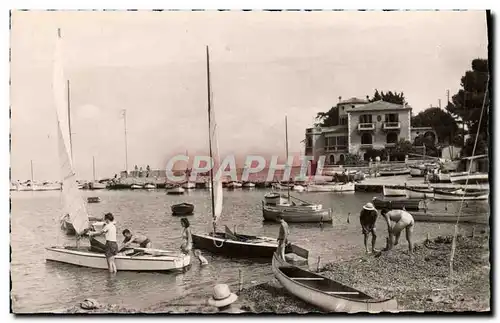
30,160,34,183
122,109,129,174
67,79,73,160
92,156,96,182
206,46,216,222
285,115,290,200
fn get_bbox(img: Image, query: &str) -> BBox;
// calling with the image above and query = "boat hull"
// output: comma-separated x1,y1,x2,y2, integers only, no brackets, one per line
383,186,407,197
433,190,489,201
307,183,355,192
379,169,410,176
171,203,195,215
192,232,307,260
272,253,398,313
262,206,332,223
372,198,425,211
412,211,489,224
449,173,489,185
45,247,191,271
405,187,434,199
409,167,424,177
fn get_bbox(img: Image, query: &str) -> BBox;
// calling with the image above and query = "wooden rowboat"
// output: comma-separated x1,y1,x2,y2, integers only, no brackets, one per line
411,211,489,224
372,197,426,211
433,189,489,201
382,185,407,197
272,252,398,313
171,203,194,216
192,226,309,260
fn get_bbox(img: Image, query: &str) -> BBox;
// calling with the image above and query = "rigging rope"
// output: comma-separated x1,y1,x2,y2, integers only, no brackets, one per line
449,75,489,280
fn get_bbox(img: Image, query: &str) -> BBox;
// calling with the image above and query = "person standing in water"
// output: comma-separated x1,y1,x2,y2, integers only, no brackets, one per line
194,249,208,266
276,214,289,260
380,208,415,253
180,217,192,254
88,213,118,273
360,202,379,254
121,229,152,249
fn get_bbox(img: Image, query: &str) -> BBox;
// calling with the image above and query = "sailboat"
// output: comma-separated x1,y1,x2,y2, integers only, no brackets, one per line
45,29,191,271
89,156,106,190
191,46,309,260
262,117,332,223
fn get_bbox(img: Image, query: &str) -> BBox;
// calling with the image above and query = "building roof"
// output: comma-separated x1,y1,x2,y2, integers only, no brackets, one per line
345,100,411,112
338,97,369,105
320,126,348,134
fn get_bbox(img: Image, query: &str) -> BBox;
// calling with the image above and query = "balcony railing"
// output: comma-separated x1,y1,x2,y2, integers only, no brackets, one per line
360,143,373,148
383,122,401,130
357,123,375,131
385,143,397,148
325,146,348,152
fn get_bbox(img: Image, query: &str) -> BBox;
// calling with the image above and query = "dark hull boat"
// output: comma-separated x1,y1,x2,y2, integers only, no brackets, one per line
171,203,195,216
412,211,489,224
372,197,426,211
192,226,309,260
87,197,101,203
272,252,398,313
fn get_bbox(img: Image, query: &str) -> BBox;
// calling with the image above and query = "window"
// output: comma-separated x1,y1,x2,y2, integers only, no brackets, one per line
329,155,335,165
359,114,373,123
325,136,348,151
339,116,347,125
307,137,312,148
386,132,398,144
385,113,399,122
361,133,373,145
377,115,382,122
339,154,345,163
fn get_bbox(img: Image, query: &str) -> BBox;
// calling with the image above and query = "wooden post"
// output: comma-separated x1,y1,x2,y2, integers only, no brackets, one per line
347,212,350,224
426,232,430,242
238,269,243,292
316,256,321,272
471,226,475,238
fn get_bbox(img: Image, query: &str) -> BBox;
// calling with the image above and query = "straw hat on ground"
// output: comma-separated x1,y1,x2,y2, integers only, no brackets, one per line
363,202,376,211
208,284,238,308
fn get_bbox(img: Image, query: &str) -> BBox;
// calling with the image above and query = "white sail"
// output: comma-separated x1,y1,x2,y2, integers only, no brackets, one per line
53,29,89,234
206,47,223,223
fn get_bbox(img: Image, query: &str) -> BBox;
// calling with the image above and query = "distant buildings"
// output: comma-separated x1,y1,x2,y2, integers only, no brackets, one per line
305,97,437,164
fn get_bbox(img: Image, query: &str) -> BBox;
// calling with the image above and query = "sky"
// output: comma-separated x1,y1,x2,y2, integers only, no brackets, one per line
10,10,488,181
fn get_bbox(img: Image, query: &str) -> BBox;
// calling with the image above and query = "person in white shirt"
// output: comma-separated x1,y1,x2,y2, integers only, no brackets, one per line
88,213,118,273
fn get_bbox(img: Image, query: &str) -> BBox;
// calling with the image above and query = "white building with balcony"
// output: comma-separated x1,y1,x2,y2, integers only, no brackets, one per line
305,97,437,165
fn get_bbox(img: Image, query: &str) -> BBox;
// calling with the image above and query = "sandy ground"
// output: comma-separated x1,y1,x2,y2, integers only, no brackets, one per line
62,232,490,314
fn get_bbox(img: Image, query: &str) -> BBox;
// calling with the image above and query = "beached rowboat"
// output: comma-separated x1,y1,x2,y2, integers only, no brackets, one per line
411,211,489,224
272,252,398,313
379,168,410,176
166,186,185,195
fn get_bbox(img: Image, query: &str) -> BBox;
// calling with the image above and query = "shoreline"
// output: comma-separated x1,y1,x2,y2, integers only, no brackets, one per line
60,232,490,314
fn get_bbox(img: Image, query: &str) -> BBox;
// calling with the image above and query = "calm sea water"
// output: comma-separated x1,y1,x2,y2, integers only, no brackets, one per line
10,189,488,313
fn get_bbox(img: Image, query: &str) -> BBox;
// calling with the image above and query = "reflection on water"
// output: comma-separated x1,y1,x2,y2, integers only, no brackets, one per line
10,189,489,312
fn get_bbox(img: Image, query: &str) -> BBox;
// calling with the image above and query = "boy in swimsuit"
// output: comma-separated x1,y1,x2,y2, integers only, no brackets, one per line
380,209,415,253
121,229,152,250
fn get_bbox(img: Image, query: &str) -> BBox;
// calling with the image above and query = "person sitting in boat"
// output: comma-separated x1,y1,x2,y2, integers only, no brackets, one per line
276,214,289,260
121,229,152,250
208,284,245,313
194,249,209,266
180,218,192,254
380,208,415,253
88,212,118,273
360,202,378,254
